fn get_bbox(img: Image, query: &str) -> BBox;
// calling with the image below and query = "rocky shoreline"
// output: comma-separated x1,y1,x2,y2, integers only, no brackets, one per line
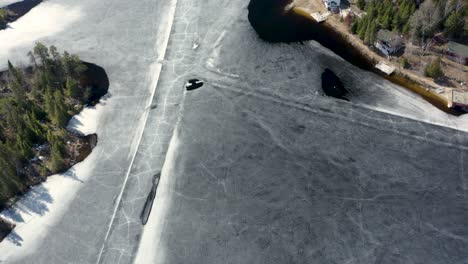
0,217,14,242
0,62,108,237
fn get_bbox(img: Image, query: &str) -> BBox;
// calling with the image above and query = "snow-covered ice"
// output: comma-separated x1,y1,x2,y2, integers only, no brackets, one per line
0,1,82,60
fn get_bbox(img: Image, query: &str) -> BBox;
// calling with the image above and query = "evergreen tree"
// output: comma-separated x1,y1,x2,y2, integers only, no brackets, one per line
49,141,65,172
357,0,366,10
351,20,359,34
15,133,34,160
444,11,463,38
52,90,70,128
0,8,7,29
369,21,379,45
401,57,411,69
402,21,411,35
7,61,27,104
33,42,51,68
65,77,80,99
62,52,86,80
358,17,368,39
0,143,23,203
382,10,392,30
364,20,373,45
40,165,48,177
4,101,20,132
47,132,65,172
44,86,55,120
392,13,402,32
27,51,37,67
24,112,43,143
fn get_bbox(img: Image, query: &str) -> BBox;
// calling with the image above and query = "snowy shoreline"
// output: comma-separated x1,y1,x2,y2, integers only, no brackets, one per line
0,100,106,262
0,2,103,260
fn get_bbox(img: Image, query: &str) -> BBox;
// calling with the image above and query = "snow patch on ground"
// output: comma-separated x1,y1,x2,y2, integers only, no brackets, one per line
67,101,106,136
0,1,82,59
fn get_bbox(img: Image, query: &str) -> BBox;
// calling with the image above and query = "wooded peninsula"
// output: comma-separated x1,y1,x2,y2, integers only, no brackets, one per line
0,43,107,209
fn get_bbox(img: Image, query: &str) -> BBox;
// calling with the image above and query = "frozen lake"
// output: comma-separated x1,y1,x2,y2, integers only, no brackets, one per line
0,0,467,263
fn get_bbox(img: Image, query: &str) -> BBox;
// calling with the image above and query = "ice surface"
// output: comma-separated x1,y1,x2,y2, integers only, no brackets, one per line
0,0,467,263
0,0,177,262
0,0,18,8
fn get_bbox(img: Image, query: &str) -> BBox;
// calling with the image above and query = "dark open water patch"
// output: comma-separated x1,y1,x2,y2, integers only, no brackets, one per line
76,134,98,163
247,0,463,116
247,0,372,70
81,62,109,106
321,68,348,101
0,217,15,243
1,0,43,29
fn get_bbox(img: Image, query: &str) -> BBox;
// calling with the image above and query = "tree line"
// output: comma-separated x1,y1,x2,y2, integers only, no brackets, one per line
0,43,88,206
410,0,467,43
351,0,467,45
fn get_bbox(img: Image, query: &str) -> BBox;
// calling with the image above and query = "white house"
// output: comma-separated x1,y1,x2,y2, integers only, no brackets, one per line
323,0,341,13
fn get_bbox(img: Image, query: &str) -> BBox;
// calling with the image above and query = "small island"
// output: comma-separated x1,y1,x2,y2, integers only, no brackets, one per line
0,43,108,238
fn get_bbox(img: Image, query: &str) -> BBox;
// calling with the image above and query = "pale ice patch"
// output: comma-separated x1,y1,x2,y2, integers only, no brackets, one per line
307,41,468,132
0,0,18,8
0,2,82,59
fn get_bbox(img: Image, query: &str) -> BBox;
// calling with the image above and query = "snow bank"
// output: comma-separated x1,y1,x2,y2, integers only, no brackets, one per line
0,1,82,59
67,102,106,136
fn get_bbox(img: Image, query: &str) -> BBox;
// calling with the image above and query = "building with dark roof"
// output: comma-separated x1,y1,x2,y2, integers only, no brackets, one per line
445,41,468,65
374,29,404,56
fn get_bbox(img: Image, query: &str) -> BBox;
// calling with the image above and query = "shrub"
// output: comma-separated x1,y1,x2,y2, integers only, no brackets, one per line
0,9,7,28
401,57,411,69
424,57,444,80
